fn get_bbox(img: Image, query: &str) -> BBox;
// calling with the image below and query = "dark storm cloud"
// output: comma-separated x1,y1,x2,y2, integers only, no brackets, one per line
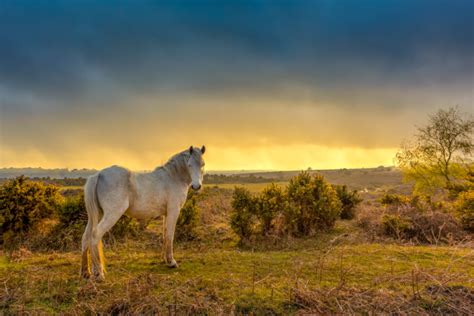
0,0,472,108
1,0,473,169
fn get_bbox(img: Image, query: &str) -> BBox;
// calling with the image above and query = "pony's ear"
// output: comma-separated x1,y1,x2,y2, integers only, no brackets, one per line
189,146,193,155
201,145,206,155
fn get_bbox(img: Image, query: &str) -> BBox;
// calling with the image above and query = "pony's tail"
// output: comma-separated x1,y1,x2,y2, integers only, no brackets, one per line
84,173,101,238
81,173,102,278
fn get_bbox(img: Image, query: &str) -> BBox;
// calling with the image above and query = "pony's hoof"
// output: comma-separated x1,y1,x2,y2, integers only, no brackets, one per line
81,272,91,280
93,273,105,282
168,260,178,268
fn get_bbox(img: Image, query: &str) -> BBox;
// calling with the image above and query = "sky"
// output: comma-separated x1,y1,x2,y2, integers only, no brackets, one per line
0,0,473,171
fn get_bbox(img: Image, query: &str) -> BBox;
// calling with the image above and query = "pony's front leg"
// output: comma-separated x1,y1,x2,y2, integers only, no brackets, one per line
164,207,179,268
162,215,167,263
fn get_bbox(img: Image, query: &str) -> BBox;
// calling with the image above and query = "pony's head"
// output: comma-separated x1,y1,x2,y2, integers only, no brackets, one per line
187,145,206,190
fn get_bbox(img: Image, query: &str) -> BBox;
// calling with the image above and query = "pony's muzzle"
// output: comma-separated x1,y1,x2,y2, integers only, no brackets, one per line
192,184,202,190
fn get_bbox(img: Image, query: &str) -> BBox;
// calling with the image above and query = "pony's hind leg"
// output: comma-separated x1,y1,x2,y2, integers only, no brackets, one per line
80,222,92,279
90,205,127,280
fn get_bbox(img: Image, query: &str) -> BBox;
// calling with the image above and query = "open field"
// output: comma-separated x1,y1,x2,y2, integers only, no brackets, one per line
1,176,473,314
2,1,473,314
204,182,288,193
2,219,473,314
239,167,405,190
0,166,411,193
1,165,473,315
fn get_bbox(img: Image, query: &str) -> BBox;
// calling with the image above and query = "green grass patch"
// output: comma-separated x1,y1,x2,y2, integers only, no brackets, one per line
2,237,472,314
205,182,288,193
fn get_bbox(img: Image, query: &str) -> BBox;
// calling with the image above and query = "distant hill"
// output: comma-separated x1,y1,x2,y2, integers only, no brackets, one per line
234,166,406,190
0,167,268,178
0,166,407,191
0,168,98,179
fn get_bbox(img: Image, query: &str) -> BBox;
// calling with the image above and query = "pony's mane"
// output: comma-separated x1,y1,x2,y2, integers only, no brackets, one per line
157,150,191,181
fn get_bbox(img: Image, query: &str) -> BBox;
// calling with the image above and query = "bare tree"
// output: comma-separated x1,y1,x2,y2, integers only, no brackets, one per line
396,107,474,193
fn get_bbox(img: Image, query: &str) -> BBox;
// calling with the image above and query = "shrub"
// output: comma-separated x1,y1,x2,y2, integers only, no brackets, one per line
455,190,474,232
176,190,200,241
230,173,361,242
380,194,409,205
334,185,362,219
359,202,465,244
255,183,286,235
230,187,256,242
286,172,341,236
57,192,87,225
381,214,413,239
379,193,443,212
0,176,60,247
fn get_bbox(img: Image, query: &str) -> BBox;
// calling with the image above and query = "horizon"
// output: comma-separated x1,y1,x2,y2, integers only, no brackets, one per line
0,164,396,173
1,1,473,170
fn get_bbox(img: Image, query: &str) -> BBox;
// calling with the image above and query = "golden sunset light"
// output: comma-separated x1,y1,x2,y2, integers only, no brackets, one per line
1,1,473,314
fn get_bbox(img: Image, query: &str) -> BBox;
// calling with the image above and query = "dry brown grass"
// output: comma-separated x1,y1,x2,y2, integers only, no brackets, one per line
357,200,470,246
292,283,474,315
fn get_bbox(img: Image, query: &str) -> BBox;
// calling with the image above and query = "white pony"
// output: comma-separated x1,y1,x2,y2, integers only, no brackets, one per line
81,145,206,280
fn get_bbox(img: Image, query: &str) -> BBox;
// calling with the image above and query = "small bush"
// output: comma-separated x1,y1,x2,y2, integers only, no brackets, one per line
0,176,60,247
230,187,256,242
455,190,474,232
380,193,443,212
57,192,87,225
380,194,409,205
334,185,362,219
230,173,350,242
255,183,286,235
286,172,341,235
448,170,474,199
176,190,200,241
381,214,413,239
359,202,465,244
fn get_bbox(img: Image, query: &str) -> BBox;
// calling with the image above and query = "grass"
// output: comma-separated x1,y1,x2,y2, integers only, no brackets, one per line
2,221,473,314
1,179,472,314
205,182,288,193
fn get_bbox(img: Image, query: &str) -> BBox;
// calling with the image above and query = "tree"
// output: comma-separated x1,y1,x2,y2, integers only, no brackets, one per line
395,107,474,193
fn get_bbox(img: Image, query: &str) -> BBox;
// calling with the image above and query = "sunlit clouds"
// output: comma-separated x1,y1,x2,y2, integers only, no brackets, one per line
0,1,473,170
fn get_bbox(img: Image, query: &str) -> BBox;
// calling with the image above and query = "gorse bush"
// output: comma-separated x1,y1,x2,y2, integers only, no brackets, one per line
45,193,89,250
57,192,87,226
255,183,286,235
381,214,413,239
230,173,345,243
0,178,140,250
176,190,200,241
379,193,444,211
334,185,362,220
380,194,410,206
0,176,60,246
230,187,256,242
455,190,474,232
286,173,341,236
